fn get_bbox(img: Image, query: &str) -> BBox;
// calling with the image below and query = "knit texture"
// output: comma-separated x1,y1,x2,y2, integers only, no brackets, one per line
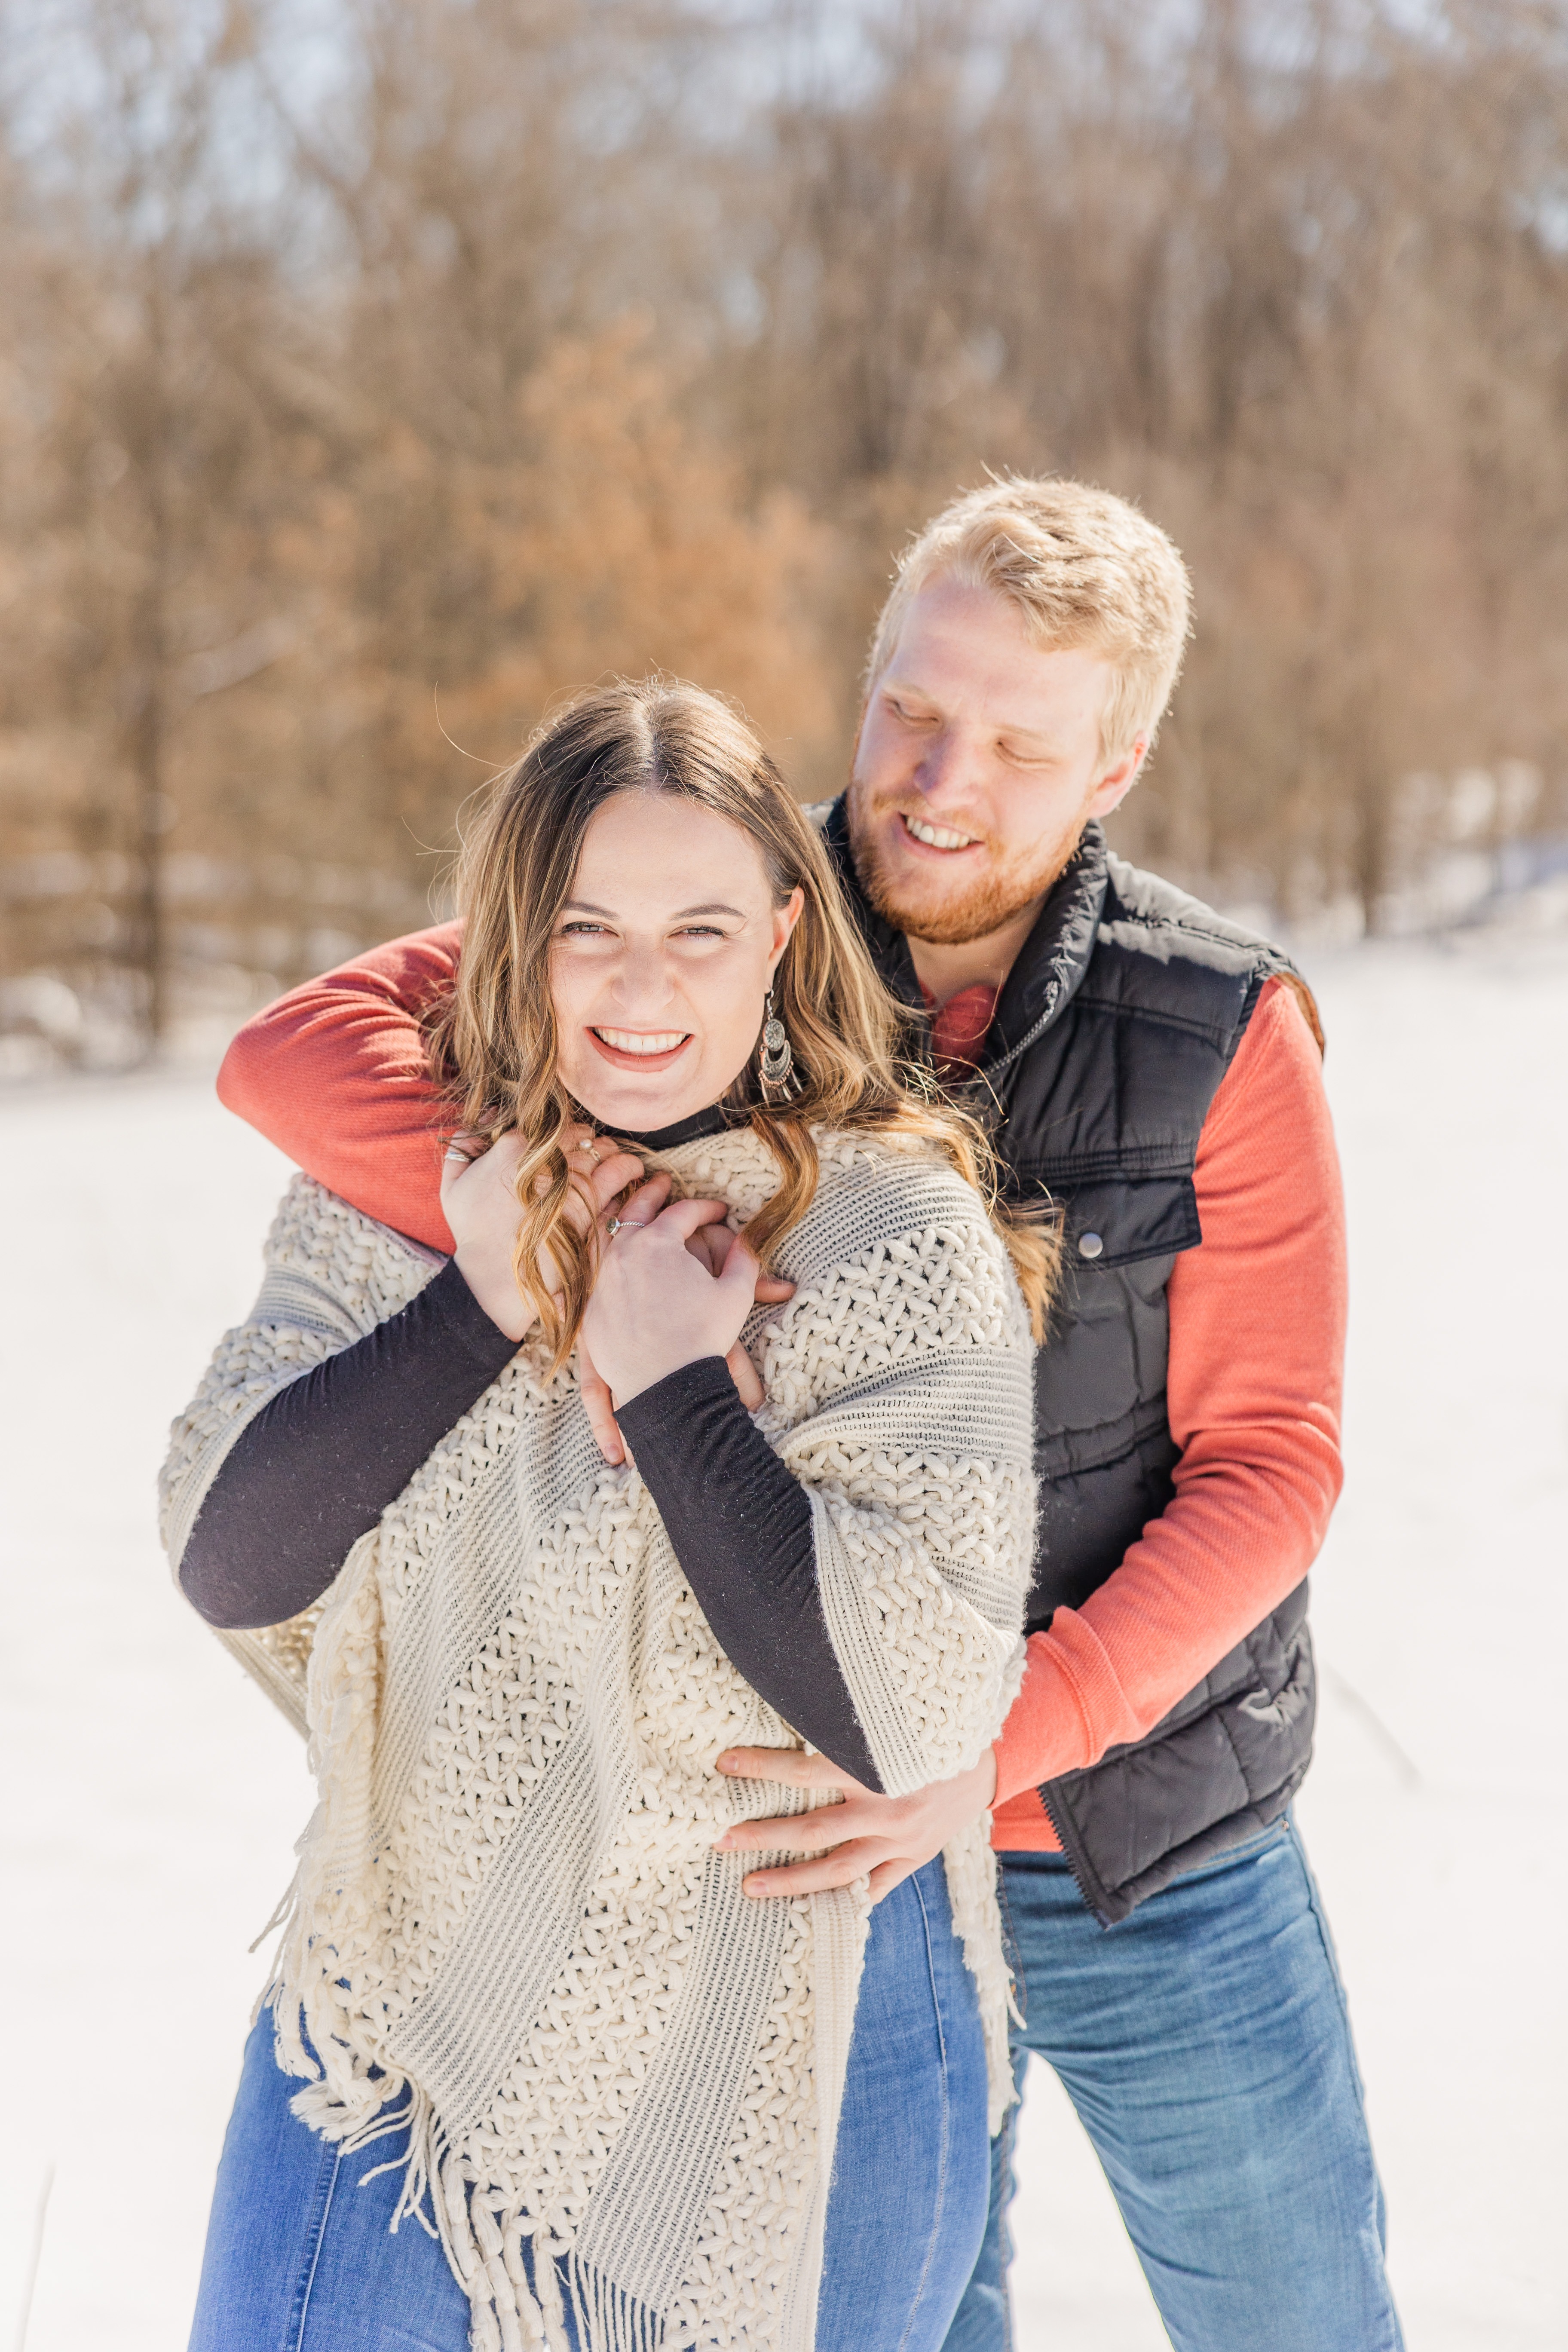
161,1122,1035,2352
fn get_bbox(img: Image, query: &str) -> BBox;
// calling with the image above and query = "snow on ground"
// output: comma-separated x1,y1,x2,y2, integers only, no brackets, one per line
1,934,1565,2352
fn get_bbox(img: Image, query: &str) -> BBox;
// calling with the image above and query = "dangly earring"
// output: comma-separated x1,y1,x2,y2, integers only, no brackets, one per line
758,988,795,1094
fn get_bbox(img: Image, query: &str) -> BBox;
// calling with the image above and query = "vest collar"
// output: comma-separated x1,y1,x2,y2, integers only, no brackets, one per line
821,799,1112,1080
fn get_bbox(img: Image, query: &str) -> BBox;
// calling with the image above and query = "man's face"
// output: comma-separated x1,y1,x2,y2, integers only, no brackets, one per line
847,576,1145,947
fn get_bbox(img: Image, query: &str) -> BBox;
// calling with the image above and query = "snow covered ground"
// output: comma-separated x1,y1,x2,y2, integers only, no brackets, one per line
1,933,1565,2352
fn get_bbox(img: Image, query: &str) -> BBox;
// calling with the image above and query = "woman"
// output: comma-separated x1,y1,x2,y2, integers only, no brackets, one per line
163,680,1047,2352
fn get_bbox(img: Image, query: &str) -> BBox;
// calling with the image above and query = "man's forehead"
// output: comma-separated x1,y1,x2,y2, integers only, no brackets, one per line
880,584,1111,737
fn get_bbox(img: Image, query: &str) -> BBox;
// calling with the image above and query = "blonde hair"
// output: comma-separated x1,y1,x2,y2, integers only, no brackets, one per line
866,476,1192,761
430,677,1057,1367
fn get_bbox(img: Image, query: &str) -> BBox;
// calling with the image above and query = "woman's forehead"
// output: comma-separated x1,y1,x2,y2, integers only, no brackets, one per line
570,791,773,915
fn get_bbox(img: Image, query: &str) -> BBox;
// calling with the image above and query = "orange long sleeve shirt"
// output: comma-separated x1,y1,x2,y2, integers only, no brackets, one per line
218,932,1346,1853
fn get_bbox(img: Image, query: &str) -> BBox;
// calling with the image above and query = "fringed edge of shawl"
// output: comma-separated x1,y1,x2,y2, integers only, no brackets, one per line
939,1632,1027,2138
250,1523,695,2352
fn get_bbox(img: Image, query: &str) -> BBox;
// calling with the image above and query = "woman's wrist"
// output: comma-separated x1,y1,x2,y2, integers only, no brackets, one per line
612,1344,732,1409
453,1240,536,1343
614,1350,733,1416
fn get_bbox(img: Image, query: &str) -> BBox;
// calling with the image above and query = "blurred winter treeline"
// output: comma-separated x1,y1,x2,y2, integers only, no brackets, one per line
5,0,1568,1066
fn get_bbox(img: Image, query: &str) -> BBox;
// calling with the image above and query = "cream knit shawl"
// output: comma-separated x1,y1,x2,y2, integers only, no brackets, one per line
161,1123,1037,2352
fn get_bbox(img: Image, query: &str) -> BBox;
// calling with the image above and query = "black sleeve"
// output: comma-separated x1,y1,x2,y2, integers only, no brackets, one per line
616,1357,882,1789
179,1259,519,1631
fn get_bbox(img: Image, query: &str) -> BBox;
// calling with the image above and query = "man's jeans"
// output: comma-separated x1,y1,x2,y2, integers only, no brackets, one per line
189,1857,989,2352
944,1820,1405,2352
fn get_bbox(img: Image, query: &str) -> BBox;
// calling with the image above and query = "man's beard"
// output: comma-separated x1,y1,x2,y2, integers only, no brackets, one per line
847,791,1078,947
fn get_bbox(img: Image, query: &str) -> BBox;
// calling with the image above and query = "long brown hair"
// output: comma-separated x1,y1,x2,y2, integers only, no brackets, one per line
430,677,1057,1368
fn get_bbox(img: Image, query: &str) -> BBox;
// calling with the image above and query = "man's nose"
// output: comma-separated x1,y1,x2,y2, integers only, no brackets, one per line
912,727,983,806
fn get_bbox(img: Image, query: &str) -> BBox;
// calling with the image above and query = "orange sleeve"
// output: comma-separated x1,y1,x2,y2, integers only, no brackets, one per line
216,923,463,1254
992,976,1347,1833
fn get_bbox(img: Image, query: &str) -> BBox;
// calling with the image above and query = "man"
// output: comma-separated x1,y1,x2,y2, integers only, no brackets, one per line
220,478,1403,2350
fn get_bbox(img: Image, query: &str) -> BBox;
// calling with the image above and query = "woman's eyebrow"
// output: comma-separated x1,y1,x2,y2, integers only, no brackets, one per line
560,898,746,920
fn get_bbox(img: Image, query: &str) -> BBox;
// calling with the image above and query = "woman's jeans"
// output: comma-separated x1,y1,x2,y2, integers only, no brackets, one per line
189,1855,989,2352
942,1821,1405,2352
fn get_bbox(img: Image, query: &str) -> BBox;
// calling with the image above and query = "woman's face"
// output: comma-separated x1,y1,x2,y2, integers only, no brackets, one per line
550,790,805,1133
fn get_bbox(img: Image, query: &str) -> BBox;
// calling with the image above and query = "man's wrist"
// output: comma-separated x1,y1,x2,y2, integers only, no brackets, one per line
992,1623,1102,1804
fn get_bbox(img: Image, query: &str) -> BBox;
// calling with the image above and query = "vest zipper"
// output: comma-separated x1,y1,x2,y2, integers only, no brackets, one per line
1037,1785,1115,1928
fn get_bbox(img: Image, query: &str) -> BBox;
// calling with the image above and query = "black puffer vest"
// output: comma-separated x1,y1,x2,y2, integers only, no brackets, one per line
821,804,1319,1925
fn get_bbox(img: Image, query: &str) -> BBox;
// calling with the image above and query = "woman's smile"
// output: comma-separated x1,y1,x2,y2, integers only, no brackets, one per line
587,1024,694,1072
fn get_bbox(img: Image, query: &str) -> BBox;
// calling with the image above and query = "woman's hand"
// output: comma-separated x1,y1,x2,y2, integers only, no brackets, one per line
578,1174,761,1406
440,1125,643,1342
710,1745,1000,1904
578,1223,794,1463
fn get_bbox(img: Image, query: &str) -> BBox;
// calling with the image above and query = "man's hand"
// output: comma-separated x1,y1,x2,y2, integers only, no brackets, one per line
712,1745,999,1903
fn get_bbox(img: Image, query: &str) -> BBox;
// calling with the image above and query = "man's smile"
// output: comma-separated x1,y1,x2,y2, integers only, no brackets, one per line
899,812,983,853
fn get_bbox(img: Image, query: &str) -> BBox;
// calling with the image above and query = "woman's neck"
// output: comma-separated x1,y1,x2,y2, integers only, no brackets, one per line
597,1099,738,1153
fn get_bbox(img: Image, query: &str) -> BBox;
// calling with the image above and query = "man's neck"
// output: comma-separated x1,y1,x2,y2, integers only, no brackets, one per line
903,899,1044,1009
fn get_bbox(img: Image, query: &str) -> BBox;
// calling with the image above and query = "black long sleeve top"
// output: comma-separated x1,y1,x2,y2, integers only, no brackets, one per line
179,1262,880,1786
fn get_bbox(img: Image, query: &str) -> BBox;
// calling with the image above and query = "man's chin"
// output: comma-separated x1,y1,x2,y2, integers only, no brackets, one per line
859,860,1048,949
849,802,1069,947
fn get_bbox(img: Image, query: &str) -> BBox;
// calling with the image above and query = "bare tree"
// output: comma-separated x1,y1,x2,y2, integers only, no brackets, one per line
6,0,1568,1062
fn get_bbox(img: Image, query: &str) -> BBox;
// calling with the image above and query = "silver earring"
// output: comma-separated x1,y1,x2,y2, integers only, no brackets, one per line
759,989,795,1093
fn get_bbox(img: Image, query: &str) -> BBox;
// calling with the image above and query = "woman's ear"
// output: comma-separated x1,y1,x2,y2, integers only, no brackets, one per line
766,888,806,979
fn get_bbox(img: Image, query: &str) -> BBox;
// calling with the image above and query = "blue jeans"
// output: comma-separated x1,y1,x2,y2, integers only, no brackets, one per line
943,1821,1404,2352
190,1856,989,2351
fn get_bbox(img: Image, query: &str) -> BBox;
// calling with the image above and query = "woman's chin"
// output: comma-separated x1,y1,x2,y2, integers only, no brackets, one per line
568,1066,723,1136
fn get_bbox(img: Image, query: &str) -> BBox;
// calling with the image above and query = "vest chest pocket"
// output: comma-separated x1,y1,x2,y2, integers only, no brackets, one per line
1022,1171,1199,1466
1025,1180,1192,1614
1040,1171,1202,1271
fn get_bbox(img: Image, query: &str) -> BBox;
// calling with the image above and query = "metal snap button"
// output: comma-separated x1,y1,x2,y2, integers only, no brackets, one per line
1077,1230,1104,1260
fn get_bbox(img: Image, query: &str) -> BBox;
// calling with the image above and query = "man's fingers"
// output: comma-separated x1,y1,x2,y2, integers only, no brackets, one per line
648,1194,734,1241
682,1234,793,1307
865,1856,920,1904
725,1342,764,1411
717,1809,843,1854
717,1804,874,1855
576,1337,625,1465
715,1231,763,1323
684,1227,728,1277
715,1746,864,1794
740,1840,893,1898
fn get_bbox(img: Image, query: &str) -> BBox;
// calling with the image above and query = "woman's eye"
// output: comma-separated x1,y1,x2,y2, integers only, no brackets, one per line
675,925,727,939
559,921,609,937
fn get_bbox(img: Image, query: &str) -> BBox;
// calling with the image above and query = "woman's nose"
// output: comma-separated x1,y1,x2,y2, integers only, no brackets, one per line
609,944,678,1009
